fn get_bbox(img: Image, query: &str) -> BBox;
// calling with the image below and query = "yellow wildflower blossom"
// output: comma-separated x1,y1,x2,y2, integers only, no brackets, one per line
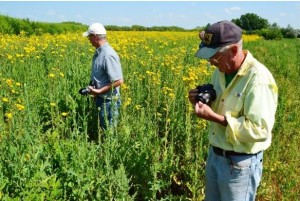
124,98,132,107
15,104,25,111
50,102,56,107
135,105,142,110
61,112,68,117
2,97,9,103
48,73,55,78
5,112,13,119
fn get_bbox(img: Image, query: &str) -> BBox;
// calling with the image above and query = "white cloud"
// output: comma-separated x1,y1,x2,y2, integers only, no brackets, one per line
225,7,241,15
45,10,66,22
46,10,56,16
58,15,66,21
279,12,286,17
76,14,82,19
117,17,131,23
204,12,217,20
99,16,132,25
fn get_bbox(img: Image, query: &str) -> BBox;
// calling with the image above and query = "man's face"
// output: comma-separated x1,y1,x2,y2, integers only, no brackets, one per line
209,48,235,74
88,34,98,48
209,50,227,72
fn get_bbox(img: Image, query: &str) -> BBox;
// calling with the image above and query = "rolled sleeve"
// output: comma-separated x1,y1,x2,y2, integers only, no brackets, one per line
104,55,123,82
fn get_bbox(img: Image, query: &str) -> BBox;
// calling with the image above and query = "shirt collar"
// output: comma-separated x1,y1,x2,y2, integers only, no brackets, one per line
95,42,109,55
237,50,253,76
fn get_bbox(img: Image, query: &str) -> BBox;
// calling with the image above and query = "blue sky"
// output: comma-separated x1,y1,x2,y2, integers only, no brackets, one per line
0,1,299,29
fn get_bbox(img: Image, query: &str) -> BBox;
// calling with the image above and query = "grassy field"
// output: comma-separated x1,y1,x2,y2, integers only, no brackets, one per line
0,31,299,200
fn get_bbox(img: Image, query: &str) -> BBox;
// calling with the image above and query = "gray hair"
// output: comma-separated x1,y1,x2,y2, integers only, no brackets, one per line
219,39,243,53
96,34,106,39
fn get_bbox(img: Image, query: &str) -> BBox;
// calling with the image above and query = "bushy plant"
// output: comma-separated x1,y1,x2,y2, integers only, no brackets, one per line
281,25,297,38
0,32,299,200
259,28,283,40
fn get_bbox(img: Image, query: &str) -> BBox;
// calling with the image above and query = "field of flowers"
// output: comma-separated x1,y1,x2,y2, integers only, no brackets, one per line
0,31,299,200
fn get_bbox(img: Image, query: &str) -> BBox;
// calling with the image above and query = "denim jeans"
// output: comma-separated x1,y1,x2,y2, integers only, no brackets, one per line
205,146,263,201
95,96,121,130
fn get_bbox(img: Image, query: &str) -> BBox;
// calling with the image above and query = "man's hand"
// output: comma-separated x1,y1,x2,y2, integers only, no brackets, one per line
188,88,199,105
194,101,214,120
88,86,101,96
195,101,227,127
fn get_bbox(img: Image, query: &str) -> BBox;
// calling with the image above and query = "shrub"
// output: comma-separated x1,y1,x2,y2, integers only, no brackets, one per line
259,28,283,40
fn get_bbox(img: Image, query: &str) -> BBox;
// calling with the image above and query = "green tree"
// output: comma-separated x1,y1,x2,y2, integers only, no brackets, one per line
132,25,147,31
232,13,269,31
281,24,297,38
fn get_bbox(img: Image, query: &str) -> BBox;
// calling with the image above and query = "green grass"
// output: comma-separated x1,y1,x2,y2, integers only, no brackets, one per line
0,33,299,200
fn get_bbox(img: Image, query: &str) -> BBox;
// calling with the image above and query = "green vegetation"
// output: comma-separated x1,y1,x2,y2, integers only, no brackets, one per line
1,13,299,39
0,31,299,200
0,15,190,35
232,13,299,39
0,15,87,35
244,38,300,200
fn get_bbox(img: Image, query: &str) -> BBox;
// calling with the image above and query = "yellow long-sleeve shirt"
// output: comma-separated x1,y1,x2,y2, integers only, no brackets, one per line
209,51,278,154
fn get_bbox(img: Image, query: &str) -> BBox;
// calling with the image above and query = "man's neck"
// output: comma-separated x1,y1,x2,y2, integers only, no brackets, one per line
95,40,107,48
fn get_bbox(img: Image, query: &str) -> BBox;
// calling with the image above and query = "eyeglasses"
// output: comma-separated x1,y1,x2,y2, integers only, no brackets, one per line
209,48,228,64
87,34,95,38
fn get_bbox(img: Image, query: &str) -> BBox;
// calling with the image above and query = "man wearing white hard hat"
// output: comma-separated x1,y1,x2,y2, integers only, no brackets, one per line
82,22,124,131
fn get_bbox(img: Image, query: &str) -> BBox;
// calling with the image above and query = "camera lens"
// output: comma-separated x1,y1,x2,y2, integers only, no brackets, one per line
79,88,90,95
195,84,216,104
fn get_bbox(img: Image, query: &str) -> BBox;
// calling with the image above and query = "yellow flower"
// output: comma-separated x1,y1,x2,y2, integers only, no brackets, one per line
5,112,13,119
6,79,13,87
50,102,56,107
48,73,55,78
124,98,131,107
6,54,13,60
16,53,24,58
61,112,68,117
121,83,129,91
59,72,64,77
169,93,175,99
135,105,142,110
2,97,9,103
156,112,162,117
15,103,25,111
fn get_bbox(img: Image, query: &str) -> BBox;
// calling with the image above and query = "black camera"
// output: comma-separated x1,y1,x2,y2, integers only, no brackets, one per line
79,79,100,95
195,84,216,105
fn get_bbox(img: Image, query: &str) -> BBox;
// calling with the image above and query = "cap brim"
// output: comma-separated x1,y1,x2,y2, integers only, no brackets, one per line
82,32,89,37
195,46,221,59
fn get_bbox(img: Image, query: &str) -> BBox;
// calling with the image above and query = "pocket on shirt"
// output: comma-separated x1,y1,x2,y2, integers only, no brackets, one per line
223,93,244,115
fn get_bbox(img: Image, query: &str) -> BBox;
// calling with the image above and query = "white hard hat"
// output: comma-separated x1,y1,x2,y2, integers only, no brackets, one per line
82,23,106,37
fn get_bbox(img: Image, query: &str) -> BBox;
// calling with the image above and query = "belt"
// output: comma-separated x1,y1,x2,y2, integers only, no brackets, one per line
212,146,255,157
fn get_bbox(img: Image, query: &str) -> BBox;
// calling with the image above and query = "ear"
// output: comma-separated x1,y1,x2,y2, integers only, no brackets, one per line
230,45,238,56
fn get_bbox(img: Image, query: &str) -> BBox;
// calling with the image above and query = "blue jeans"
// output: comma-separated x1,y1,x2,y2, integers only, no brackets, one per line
95,96,121,130
205,147,263,201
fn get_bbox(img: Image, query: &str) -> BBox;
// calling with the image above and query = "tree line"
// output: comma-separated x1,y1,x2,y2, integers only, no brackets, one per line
231,13,299,39
0,13,299,40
